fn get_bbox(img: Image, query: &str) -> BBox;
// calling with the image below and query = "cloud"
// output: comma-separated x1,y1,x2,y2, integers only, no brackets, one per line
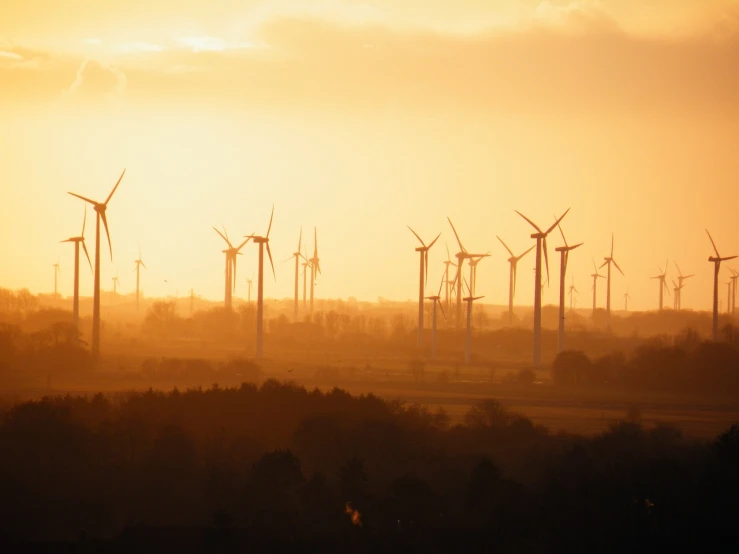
0,50,23,61
531,1,619,33
64,59,126,105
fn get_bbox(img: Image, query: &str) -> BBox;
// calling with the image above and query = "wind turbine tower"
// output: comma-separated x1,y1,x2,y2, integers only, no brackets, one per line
706,229,737,341
624,287,631,312
673,262,694,310
68,169,125,360
554,220,583,353
134,244,147,311
425,276,447,358
497,236,535,326
448,218,486,329
462,279,483,365
590,260,604,315
52,258,61,297
568,276,578,314
61,205,92,328
442,245,457,314
309,228,321,313
213,227,250,311
515,208,570,367
650,260,669,311
408,226,441,349
600,233,624,332
287,228,306,322
246,205,276,359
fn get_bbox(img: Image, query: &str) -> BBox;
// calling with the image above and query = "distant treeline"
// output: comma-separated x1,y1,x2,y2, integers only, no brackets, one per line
553,328,739,393
0,382,738,552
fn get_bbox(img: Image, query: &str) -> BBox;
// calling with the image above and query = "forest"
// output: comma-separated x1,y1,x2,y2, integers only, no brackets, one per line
0,382,738,552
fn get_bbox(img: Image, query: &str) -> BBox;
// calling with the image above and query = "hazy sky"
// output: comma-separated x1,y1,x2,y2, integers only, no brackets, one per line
1,1,739,311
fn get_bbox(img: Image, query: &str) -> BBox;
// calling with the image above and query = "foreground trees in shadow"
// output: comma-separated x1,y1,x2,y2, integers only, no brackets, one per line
0,383,738,552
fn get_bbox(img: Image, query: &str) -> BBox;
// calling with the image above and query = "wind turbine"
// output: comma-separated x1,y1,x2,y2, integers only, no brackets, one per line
728,281,733,315
246,205,275,359
68,169,125,360
52,258,61,297
730,268,739,316
425,275,447,358
600,233,624,332
590,259,605,315
442,244,457,314
673,262,694,310
61,205,92,328
554,219,583,353
624,287,631,312
672,281,680,310
706,229,737,341
134,244,147,311
462,278,483,365
568,276,578,314
112,269,120,295
497,236,535,326
213,227,250,311
286,228,306,322
246,277,253,303
515,208,570,367
650,260,669,311
467,253,490,296
408,226,441,348
448,218,487,329
309,228,321,313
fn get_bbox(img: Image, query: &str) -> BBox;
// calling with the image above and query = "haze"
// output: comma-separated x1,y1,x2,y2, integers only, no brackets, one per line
2,0,739,310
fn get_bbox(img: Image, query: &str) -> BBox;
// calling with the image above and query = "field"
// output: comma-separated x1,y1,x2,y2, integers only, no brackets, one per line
4,345,739,439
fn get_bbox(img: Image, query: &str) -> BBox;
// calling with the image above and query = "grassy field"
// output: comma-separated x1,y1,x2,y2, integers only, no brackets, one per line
4,347,739,440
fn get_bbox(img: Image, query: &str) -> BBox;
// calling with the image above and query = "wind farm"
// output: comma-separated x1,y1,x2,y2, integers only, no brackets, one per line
4,2,739,549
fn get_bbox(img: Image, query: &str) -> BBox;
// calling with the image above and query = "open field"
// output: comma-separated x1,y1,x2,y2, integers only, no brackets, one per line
4,350,739,439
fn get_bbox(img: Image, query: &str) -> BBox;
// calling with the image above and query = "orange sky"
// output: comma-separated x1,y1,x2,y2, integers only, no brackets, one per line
1,1,739,311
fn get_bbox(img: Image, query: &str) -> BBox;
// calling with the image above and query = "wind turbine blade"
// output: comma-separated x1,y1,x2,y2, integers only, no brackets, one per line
267,243,276,280
438,300,447,321
543,237,550,286
496,236,515,258
101,211,113,261
674,261,683,277
213,227,232,247
446,242,451,261
141,260,147,270
556,217,568,247
613,259,624,276
266,204,274,238
684,274,694,280
516,244,535,261
428,232,441,250
447,217,467,253
68,192,97,206
515,211,543,234
407,226,426,247
437,274,444,296
599,260,608,270
236,237,250,252
82,240,92,272
104,169,126,205
610,233,614,258
706,229,720,257
81,205,87,236
545,208,570,235
424,250,429,289
313,227,318,259
298,226,302,253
